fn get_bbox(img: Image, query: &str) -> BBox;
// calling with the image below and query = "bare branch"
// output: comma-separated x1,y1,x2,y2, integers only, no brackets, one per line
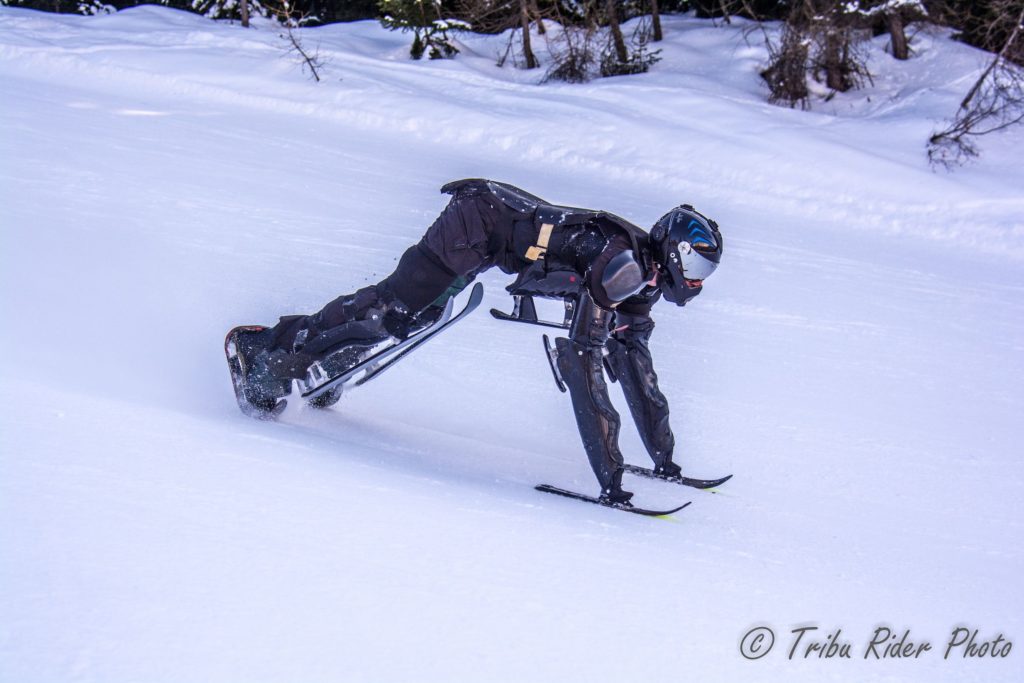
929,2,1024,167
961,2,1024,110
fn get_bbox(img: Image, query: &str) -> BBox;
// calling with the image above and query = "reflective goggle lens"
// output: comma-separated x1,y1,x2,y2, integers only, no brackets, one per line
677,243,718,280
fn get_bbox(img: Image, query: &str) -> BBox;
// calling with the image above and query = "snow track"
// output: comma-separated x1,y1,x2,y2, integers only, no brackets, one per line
1,7,1022,682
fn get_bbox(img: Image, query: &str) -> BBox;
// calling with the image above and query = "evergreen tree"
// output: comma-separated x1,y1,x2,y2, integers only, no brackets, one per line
379,0,468,59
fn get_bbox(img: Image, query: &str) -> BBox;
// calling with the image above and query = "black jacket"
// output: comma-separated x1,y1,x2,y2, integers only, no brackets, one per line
425,179,659,312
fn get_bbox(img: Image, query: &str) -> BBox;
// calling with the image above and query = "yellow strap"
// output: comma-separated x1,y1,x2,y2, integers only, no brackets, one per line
525,223,555,261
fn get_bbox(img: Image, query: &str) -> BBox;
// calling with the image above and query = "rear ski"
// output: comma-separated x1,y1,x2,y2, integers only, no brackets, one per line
300,282,483,402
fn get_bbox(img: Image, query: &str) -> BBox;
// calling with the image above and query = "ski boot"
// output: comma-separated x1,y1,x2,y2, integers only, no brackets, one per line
600,469,634,507
225,325,292,419
653,461,683,478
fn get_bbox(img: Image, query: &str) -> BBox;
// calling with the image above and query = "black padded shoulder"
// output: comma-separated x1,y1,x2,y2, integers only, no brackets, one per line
440,178,487,195
439,179,654,275
600,249,647,303
441,178,544,215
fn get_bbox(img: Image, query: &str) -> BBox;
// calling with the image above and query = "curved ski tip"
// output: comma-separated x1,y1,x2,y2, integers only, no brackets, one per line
662,501,692,515
704,474,733,489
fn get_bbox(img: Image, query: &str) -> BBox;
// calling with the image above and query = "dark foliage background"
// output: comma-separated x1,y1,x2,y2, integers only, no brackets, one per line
5,1,1019,63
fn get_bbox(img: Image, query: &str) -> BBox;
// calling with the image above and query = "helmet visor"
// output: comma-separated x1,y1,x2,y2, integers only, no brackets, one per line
677,242,719,280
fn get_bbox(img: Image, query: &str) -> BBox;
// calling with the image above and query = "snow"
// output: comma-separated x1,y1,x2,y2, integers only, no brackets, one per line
1,6,1022,682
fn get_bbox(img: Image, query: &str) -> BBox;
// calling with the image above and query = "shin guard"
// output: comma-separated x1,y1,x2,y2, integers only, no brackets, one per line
553,292,627,496
555,337,625,493
605,314,675,470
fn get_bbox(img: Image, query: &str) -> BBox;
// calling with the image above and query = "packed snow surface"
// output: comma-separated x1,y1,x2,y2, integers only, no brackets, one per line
1,7,1022,682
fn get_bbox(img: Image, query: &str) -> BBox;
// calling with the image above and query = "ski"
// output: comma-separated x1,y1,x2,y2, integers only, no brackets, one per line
535,484,691,516
300,282,482,401
298,296,456,400
354,282,484,386
623,463,733,490
301,296,456,400
541,334,567,393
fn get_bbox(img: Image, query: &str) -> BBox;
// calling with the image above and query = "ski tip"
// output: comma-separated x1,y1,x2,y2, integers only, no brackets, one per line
654,501,692,517
468,281,484,302
700,474,733,490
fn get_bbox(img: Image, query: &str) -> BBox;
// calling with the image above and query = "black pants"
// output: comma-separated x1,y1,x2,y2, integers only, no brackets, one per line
267,193,505,355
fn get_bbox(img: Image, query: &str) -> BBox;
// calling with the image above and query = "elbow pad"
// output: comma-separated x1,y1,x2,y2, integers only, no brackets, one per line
599,250,646,305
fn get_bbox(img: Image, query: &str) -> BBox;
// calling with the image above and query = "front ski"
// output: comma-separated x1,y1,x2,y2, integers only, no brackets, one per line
623,464,733,490
535,484,691,516
300,283,482,401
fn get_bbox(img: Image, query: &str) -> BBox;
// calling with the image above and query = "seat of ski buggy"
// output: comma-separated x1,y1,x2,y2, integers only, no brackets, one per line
490,262,581,329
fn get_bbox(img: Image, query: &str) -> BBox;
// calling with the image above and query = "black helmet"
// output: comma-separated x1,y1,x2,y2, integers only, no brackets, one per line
650,204,722,305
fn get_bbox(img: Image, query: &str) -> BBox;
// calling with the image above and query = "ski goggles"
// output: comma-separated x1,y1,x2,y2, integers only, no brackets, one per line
675,241,719,281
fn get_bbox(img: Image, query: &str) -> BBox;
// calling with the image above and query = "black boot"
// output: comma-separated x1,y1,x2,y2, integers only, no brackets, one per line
259,284,399,385
654,461,682,478
234,328,292,410
600,469,634,506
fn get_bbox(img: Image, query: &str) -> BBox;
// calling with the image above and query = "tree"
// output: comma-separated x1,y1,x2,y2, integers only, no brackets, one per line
928,1,1024,166
650,0,663,41
457,0,540,69
379,0,468,59
761,0,873,107
268,0,328,80
927,0,1024,67
518,0,538,67
851,1,929,60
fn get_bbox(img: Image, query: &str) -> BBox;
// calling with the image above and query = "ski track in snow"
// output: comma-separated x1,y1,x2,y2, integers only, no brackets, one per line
1,7,1022,683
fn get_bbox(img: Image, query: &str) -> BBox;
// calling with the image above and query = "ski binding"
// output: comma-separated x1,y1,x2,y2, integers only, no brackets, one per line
623,463,733,490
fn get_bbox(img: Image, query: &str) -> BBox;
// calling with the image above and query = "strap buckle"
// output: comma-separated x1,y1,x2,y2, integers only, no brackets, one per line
525,222,555,261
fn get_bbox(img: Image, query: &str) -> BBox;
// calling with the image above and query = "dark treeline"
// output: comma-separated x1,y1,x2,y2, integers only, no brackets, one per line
6,2,1020,80
5,0,1021,60
5,0,1022,164
6,1,1019,62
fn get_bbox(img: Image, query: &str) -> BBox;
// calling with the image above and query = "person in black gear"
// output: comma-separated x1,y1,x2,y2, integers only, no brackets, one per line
233,179,723,505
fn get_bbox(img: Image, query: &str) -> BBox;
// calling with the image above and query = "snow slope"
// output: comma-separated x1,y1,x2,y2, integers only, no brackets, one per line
1,7,1022,682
